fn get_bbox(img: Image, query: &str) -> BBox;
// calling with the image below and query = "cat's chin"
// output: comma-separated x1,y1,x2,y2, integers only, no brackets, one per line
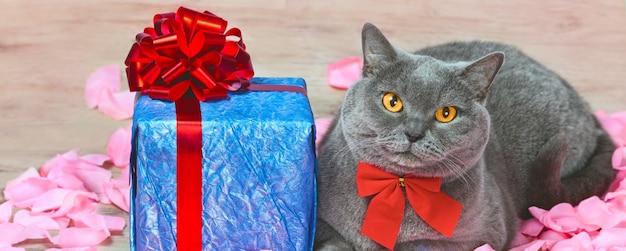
376,152,458,178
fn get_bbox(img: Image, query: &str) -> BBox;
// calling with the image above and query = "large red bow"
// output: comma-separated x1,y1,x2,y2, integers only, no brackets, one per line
356,162,463,250
125,6,254,102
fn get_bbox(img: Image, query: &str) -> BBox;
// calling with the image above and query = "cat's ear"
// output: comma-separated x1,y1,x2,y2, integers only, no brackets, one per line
361,23,397,76
462,52,505,100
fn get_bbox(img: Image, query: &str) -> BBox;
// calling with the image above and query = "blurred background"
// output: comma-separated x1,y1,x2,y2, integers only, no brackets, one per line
1,0,625,249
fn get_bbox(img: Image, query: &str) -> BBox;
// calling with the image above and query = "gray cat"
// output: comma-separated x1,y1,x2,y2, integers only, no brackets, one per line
314,23,617,250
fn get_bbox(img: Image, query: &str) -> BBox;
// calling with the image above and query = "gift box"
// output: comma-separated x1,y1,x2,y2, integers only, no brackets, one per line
129,77,317,250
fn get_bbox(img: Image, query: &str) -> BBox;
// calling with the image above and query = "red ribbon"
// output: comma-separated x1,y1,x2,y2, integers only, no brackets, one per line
356,162,463,250
125,7,254,249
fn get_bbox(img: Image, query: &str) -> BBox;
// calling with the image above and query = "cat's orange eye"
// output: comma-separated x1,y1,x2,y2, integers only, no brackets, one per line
382,92,403,113
435,106,457,123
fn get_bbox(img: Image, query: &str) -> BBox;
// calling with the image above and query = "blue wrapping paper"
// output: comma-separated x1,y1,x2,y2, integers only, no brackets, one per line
129,78,317,251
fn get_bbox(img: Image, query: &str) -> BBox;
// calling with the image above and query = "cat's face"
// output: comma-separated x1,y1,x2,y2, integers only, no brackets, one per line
341,24,503,178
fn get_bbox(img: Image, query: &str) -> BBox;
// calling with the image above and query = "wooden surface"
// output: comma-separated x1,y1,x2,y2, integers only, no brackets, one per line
1,0,625,250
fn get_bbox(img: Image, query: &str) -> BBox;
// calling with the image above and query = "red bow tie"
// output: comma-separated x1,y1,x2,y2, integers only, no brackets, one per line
356,162,463,250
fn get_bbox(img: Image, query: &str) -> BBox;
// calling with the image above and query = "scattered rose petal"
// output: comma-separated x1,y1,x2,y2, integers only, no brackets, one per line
613,145,626,170
314,117,333,147
80,154,110,167
13,210,61,230
72,163,112,200
529,204,583,233
508,240,547,251
596,110,626,145
0,223,49,246
96,91,135,120
577,196,622,230
327,57,362,90
107,125,132,168
50,227,108,248
45,246,98,251
102,178,130,212
3,176,57,208
70,212,110,235
4,168,40,189
84,65,135,120
84,65,121,109
518,218,544,237
0,247,26,251
550,232,593,250
46,247,97,251
0,223,24,246
102,215,126,232
473,244,496,251
0,202,12,223
30,189,98,218
592,228,626,248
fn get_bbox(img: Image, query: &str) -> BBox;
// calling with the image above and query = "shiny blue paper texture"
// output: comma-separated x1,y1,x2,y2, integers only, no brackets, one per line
129,78,317,251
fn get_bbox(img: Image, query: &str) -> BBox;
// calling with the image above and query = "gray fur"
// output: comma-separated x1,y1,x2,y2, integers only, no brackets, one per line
314,23,617,250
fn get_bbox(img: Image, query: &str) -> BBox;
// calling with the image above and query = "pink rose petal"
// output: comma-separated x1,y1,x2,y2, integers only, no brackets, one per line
314,117,333,147
0,223,49,246
3,176,57,208
69,212,127,235
592,228,626,248
596,110,626,145
30,189,98,217
529,204,583,233
72,163,112,199
30,189,72,213
51,191,98,218
107,125,132,168
80,154,110,166
550,232,593,250
84,65,121,109
102,179,130,212
508,240,547,251
612,145,626,170
103,215,126,232
538,229,570,241
472,244,496,251
327,57,362,90
5,167,40,188
70,212,110,235
41,150,81,177
0,202,12,223
0,223,24,246
46,247,97,251
84,64,135,120
41,151,87,191
50,227,109,248
96,90,135,120
577,196,622,230
0,247,26,251
54,217,71,229
13,210,61,230
519,218,545,237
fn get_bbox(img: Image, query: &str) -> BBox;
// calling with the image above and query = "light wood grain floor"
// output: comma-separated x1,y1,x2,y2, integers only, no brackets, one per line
1,0,625,250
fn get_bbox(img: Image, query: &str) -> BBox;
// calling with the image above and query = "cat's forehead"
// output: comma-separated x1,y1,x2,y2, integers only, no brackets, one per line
380,56,457,90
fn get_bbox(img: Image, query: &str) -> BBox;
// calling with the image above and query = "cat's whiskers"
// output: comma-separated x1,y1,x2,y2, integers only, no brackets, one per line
326,136,380,168
428,145,475,188
441,157,474,189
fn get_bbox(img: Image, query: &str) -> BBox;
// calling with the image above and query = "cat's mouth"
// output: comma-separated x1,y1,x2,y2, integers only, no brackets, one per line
379,144,448,176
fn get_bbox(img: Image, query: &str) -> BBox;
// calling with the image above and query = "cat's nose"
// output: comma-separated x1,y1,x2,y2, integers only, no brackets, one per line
405,132,424,143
